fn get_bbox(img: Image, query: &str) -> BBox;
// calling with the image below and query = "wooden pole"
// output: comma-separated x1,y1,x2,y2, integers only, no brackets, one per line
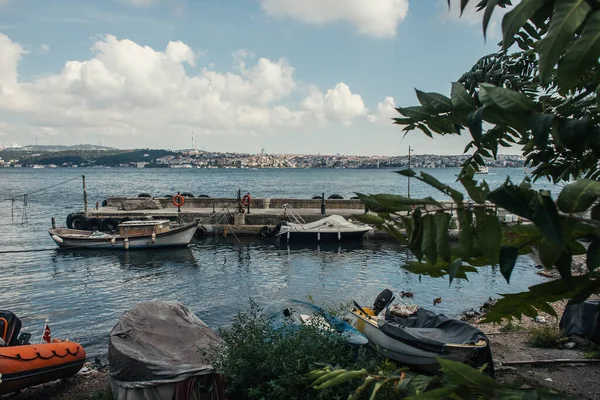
51,217,56,229
82,175,88,216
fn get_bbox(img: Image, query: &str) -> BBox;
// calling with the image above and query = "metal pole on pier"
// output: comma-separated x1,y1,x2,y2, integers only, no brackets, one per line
407,146,412,199
82,175,88,216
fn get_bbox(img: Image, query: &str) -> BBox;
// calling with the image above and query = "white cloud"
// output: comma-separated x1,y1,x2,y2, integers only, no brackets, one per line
260,0,409,38
37,44,50,54
0,33,368,147
367,96,397,125
124,0,157,6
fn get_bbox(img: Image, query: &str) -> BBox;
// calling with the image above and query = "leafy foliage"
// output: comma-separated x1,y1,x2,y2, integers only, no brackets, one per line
395,0,600,183
208,299,381,400
308,357,570,399
357,169,600,323
527,325,568,348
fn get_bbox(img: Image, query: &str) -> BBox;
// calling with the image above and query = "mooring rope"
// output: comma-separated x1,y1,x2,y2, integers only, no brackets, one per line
0,176,82,203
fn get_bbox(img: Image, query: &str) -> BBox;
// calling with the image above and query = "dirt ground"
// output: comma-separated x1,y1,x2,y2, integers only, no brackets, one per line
0,369,111,400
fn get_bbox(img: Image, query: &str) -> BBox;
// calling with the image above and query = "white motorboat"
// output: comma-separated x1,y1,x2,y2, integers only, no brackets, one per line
345,289,494,375
277,215,373,243
49,220,198,250
475,165,489,174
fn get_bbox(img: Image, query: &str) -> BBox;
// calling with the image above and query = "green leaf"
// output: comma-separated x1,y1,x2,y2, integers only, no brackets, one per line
557,179,600,213
483,0,500,40
537,237,565,268
450,82,477,110
537,0,591,84
356,193,438,213
457,207,474,254
353,213,385,226
397,170,464,203
415,89,454,113
409,208,424,262
404,262,446,278
421,214,438,264
448,258,462,286
587,237,600,271
499,246,519,284
467,108,484,144
404,386,459,400
558,11,600,89
396,106,433,121
555,250,573,282
435,212,451,262
460,170,489,204
478,83,536,112
531,114,554,149
487,178,536,219
555,118,590,155
482,276,600,323
531,192,564,246
437,357,497,390
474,208,502,263
382,223,408,245
502,0,547,49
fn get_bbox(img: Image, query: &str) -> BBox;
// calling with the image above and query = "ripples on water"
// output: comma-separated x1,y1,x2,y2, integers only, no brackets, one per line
0,168,550,359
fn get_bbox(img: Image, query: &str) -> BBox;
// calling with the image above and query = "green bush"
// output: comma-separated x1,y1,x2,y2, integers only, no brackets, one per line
208,299,381,400
526,326,567,348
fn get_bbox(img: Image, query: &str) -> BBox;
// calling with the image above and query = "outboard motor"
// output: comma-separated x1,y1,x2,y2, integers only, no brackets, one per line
373,289,395,316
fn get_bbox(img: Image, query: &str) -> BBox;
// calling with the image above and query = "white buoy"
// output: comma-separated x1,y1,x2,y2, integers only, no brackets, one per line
51,235,63,244
124,238,129,250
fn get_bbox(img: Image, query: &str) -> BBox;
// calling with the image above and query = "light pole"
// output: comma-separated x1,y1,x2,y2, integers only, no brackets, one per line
407,146,412,198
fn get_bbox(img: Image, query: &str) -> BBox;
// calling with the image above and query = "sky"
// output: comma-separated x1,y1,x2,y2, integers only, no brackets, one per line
0,0,515,156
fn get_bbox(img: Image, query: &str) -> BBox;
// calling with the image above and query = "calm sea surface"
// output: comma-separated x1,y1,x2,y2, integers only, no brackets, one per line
0,167,558,359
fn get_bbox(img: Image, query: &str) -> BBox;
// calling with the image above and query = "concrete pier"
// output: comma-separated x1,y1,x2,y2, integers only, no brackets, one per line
81,196,508,240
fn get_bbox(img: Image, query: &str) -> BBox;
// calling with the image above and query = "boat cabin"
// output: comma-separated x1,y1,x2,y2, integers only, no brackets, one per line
118,220,171,237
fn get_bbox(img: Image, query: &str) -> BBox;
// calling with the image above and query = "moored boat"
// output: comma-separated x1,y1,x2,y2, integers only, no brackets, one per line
345,289,494,375
0,311,86,395
277,215,373,243
48,219,198,249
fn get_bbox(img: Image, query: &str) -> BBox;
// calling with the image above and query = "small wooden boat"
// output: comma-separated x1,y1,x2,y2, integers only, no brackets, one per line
0,311,86,395
278,215,373,243
48,219,198,250
345,289,494,375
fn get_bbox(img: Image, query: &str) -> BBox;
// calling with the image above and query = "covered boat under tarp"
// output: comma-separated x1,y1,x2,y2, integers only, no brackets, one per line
278,215,373,243
559,299,600,344
346,289,494,375
108,301,226,400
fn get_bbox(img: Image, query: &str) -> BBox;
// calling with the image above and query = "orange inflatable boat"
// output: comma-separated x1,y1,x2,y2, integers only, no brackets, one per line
0,311,86,395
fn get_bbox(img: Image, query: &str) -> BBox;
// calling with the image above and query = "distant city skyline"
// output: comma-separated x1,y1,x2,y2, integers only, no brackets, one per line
0,0,518,156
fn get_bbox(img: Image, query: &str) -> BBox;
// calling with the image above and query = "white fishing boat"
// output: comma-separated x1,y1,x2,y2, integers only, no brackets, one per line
49,220,198,250
277,215,373,243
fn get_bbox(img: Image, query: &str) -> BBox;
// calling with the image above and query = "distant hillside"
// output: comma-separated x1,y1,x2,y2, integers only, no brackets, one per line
20,144,117,151
1,149,177,166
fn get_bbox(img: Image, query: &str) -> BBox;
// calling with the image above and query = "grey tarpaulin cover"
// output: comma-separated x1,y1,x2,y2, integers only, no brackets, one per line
559,299,600,344
109,301,222,389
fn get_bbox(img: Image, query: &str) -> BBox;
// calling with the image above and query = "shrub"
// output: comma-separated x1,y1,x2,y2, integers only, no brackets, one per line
208,299,381,400
526,326,567,348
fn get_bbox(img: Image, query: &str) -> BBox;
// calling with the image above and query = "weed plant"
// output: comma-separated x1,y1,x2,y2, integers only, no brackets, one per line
526,326,567,348
208,299,382,400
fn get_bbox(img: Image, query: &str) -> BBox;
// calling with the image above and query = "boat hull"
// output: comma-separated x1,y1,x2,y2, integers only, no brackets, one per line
0,342,86,394
345,309,486,372
48,222,198,250
278,229,371,243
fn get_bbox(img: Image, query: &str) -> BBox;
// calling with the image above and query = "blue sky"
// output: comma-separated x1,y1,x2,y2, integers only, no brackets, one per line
0,0,511,155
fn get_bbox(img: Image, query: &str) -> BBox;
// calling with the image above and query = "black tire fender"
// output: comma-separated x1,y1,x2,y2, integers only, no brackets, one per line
88,218,102,231
328,194,344,200
138,193,152,198
101,218,119,232
71,215,87,230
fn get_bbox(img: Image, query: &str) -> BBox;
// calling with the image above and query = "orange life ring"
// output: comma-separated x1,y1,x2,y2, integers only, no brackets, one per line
242,194,252,207
172,194,185,207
